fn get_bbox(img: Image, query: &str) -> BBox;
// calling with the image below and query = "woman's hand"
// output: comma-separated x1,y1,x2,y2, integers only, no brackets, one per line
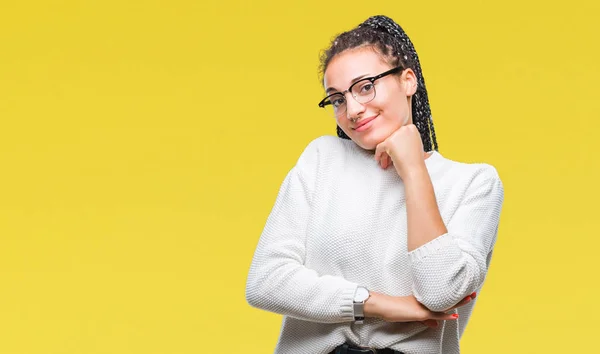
374,124,425,179
418,293,476,328
364,291,477,329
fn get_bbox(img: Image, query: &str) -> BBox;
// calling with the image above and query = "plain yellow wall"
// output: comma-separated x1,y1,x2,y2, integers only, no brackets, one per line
1,1,599,353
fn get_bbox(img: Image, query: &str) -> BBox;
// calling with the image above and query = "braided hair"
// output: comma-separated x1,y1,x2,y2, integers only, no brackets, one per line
319,15,439,152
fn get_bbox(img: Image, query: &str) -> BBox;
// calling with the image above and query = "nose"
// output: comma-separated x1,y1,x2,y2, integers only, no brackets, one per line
345,93,365,121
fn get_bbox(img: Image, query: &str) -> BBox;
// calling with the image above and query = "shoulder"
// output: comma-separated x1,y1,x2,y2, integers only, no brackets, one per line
287,136,352,197
302,135,352,154
437,153,501,182
435,153,504,199
296,135,354,166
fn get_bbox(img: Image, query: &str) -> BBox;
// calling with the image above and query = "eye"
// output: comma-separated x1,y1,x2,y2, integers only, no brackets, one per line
359,83,374,94
330,95,346,108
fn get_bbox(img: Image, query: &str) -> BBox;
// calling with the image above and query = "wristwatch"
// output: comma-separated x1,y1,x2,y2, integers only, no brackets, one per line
353,286,371,324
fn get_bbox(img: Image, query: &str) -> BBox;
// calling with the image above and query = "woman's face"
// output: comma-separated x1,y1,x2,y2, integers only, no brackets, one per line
323,47,417,150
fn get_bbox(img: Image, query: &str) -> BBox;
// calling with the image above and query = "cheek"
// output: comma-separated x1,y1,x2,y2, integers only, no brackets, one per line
374,88,406,112
375,115,402,140
373,97,407,125
369,105,407,141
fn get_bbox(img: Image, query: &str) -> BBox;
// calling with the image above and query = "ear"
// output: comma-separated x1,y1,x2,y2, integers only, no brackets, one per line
402,68,418,96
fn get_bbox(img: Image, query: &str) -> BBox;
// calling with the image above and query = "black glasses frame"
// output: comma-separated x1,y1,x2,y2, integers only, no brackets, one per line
317,66,404,109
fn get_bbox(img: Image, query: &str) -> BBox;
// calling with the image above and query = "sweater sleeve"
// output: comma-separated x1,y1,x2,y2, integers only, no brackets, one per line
245,138,358,323
408,166,504,312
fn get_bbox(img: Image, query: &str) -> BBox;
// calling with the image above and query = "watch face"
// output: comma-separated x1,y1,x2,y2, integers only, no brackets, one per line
354,287,370,302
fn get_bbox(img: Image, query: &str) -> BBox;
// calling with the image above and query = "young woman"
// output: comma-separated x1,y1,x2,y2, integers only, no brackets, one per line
245,15,504,354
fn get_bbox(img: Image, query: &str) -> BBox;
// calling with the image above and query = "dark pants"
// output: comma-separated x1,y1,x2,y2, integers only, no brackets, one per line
329,343,404,354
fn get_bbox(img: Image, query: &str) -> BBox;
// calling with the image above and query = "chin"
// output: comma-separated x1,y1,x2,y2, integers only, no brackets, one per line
350,131,387,151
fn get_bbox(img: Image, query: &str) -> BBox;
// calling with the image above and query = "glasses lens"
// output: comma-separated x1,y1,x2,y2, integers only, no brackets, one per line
323,93,346,118
352,80,376,104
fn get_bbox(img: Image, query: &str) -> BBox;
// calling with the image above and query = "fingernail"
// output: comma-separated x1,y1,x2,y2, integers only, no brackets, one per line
471,292,477,299
452,314,459,319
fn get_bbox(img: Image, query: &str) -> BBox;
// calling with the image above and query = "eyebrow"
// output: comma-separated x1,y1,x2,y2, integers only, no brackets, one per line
325,73,370,94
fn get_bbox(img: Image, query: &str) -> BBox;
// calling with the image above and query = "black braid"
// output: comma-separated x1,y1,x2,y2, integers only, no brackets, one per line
319,15,439,152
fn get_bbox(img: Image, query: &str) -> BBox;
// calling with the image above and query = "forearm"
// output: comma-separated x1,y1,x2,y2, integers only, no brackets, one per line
246,261,358,323
246,238,359,323
404,166,447,252
404,168,504,311
364,291,385,319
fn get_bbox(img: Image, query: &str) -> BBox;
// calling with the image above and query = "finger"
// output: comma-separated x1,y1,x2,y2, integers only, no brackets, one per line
448,296,472,311
374,143,385,164
447,292,477,311
429,311,459,321
382,153,389,169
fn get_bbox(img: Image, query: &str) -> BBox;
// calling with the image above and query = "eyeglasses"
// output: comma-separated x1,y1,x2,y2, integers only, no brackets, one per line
317,66,404,118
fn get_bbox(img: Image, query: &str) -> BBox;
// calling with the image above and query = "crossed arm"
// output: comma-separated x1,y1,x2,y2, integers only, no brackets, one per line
245,141,504,322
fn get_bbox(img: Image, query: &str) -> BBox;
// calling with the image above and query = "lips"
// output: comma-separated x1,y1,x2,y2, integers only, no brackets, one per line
353,115,378,131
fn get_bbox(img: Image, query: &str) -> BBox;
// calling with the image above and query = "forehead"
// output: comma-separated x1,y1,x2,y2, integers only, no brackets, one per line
323,48,391,91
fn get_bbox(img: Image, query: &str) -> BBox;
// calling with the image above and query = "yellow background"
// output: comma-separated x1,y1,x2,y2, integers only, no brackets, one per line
1,0,598,353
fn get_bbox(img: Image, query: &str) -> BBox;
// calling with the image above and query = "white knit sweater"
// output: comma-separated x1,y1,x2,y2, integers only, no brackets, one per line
245,135,504,354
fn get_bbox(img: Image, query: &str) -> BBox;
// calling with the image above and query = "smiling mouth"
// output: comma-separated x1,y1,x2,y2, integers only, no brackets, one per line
353,115,378,130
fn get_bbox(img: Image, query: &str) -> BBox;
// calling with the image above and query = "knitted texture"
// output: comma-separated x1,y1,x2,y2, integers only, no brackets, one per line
245,136,504,354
